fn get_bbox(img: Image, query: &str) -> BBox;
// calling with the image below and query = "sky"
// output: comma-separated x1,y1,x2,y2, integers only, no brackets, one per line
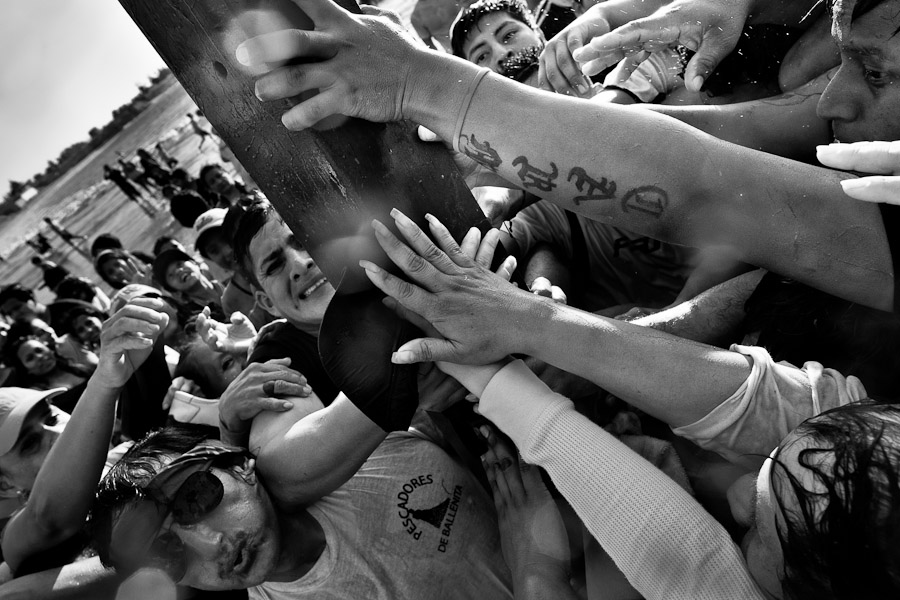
0,0,167,192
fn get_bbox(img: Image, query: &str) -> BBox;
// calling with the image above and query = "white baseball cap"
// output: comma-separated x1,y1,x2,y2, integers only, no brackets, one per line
0,387,66,455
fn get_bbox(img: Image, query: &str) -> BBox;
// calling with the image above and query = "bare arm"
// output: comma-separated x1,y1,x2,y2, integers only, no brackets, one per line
647,69,833,161
249,393,386,509
633,269,765,345
242,4,893,311
1,300,168,573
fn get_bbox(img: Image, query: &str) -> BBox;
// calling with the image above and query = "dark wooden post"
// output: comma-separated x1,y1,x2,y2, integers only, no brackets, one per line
119,0,490,430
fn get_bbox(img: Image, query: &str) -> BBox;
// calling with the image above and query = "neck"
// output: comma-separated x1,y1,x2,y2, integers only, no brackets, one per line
268,510,326,583
286,318,320,338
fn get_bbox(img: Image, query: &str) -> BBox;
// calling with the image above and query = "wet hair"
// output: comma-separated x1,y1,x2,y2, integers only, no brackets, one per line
228,197,281,288
774,402,900,599
91,233,124,258
90,424,251,567
450,0,538,58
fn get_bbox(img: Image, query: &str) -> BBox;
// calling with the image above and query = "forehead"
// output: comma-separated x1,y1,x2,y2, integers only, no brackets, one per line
464,12,526,48
833,0,900,54
248,217,291,266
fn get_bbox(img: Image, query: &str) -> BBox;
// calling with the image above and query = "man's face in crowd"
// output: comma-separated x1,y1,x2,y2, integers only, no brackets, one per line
111,457,283,590
248,216,335,335
201,232,237,272
102,258,138,288
0,402,69,497
462,12,542,74
818,0,900,142
186,342,247,397
1,297,37,323
165,260,205,293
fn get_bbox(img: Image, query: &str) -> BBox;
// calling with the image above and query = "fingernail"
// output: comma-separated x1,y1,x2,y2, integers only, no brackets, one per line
689,75,704,91
359,259,379,272
235,44,250,65
282,401,294,409
480,425,490,438
371,219,388,234
840,179,865,190
574,82,586,94
302,385,312,394
392,209,413,227
424,213,436,224
392,350,414,363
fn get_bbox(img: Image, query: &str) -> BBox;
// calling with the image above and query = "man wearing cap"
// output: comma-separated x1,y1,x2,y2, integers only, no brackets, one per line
153,247,225,311
195,208,273,329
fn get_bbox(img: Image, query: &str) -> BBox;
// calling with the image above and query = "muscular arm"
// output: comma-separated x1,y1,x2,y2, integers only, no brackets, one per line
633,269,764,345
404,59,891,311
249,392,386,509
646,69,833,161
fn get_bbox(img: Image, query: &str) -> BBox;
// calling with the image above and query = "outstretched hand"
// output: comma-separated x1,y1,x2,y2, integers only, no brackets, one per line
817,141,900,205
360,210,531,367
94,297,169,389
573,0,753,92
235,0,421,130
539,4,611,96
479,425,570,584
196,306,257,355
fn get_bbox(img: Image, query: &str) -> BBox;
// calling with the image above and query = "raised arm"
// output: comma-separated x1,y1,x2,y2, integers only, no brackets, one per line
238,5,892,311
1,299,168,574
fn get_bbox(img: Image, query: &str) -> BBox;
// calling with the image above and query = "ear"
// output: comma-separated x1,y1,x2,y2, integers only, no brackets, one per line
254,290,282,318
232,456,259,486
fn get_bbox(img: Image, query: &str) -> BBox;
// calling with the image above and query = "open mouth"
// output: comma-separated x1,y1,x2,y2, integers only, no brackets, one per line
300,277,327,299
231,537,255,577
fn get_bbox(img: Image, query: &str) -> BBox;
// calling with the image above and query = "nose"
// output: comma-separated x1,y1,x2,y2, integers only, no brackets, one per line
816,63,861,127
493,43,514,73
172,523,224,557
289,251,313,282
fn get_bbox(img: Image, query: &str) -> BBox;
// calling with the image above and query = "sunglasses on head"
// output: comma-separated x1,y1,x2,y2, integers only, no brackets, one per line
112,443,246,582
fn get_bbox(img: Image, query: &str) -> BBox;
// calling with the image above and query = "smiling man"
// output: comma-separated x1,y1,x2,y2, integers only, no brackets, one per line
152,248,225,310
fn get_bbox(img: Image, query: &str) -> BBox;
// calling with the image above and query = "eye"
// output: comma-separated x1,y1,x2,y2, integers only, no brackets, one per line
287,234,304,250
474,51,488,65
222,357,234,372
264,256,285,277
503,30,516,43
864,67,888,86
45,414,59,427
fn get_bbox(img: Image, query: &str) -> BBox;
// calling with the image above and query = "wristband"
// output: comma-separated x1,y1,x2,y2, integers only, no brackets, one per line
452,68,491,154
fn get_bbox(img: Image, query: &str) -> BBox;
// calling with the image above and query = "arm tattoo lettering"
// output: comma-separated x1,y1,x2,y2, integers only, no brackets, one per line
567,167,617,205
622,186,668,218
512,156,558,192
459,134,502,171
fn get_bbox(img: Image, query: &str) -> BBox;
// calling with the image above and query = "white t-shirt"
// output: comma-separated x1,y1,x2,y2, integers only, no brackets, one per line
250,432,512,600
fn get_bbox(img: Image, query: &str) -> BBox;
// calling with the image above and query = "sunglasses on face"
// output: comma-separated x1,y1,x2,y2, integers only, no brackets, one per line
146,469,224,582
111,443,246,583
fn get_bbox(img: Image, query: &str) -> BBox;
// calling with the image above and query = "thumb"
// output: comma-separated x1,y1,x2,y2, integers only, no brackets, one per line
392,338,461,364
683,38,729,92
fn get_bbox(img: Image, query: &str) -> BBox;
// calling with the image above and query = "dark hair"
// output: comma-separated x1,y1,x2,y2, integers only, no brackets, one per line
169,191,210,228
152,236,178,257
228,197,280,288
774,402,900,599
0,283,35,307
91,233,123,258
90,424,250,567
450,0,537,58
54,276,97,303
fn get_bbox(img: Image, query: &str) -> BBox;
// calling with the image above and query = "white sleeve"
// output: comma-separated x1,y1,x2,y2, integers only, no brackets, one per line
673,344,868,469
479,360,764,600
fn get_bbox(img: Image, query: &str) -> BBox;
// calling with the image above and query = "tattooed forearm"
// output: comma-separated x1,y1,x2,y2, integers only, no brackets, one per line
459,134,502,171
567,167,617,205
622,186,669,218
512,156,559,192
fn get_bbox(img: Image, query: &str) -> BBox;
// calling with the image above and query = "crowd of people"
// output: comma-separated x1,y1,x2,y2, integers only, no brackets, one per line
1,0,899,598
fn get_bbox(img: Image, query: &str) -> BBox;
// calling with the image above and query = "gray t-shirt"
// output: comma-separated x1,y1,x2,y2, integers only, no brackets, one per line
250,432,512,600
